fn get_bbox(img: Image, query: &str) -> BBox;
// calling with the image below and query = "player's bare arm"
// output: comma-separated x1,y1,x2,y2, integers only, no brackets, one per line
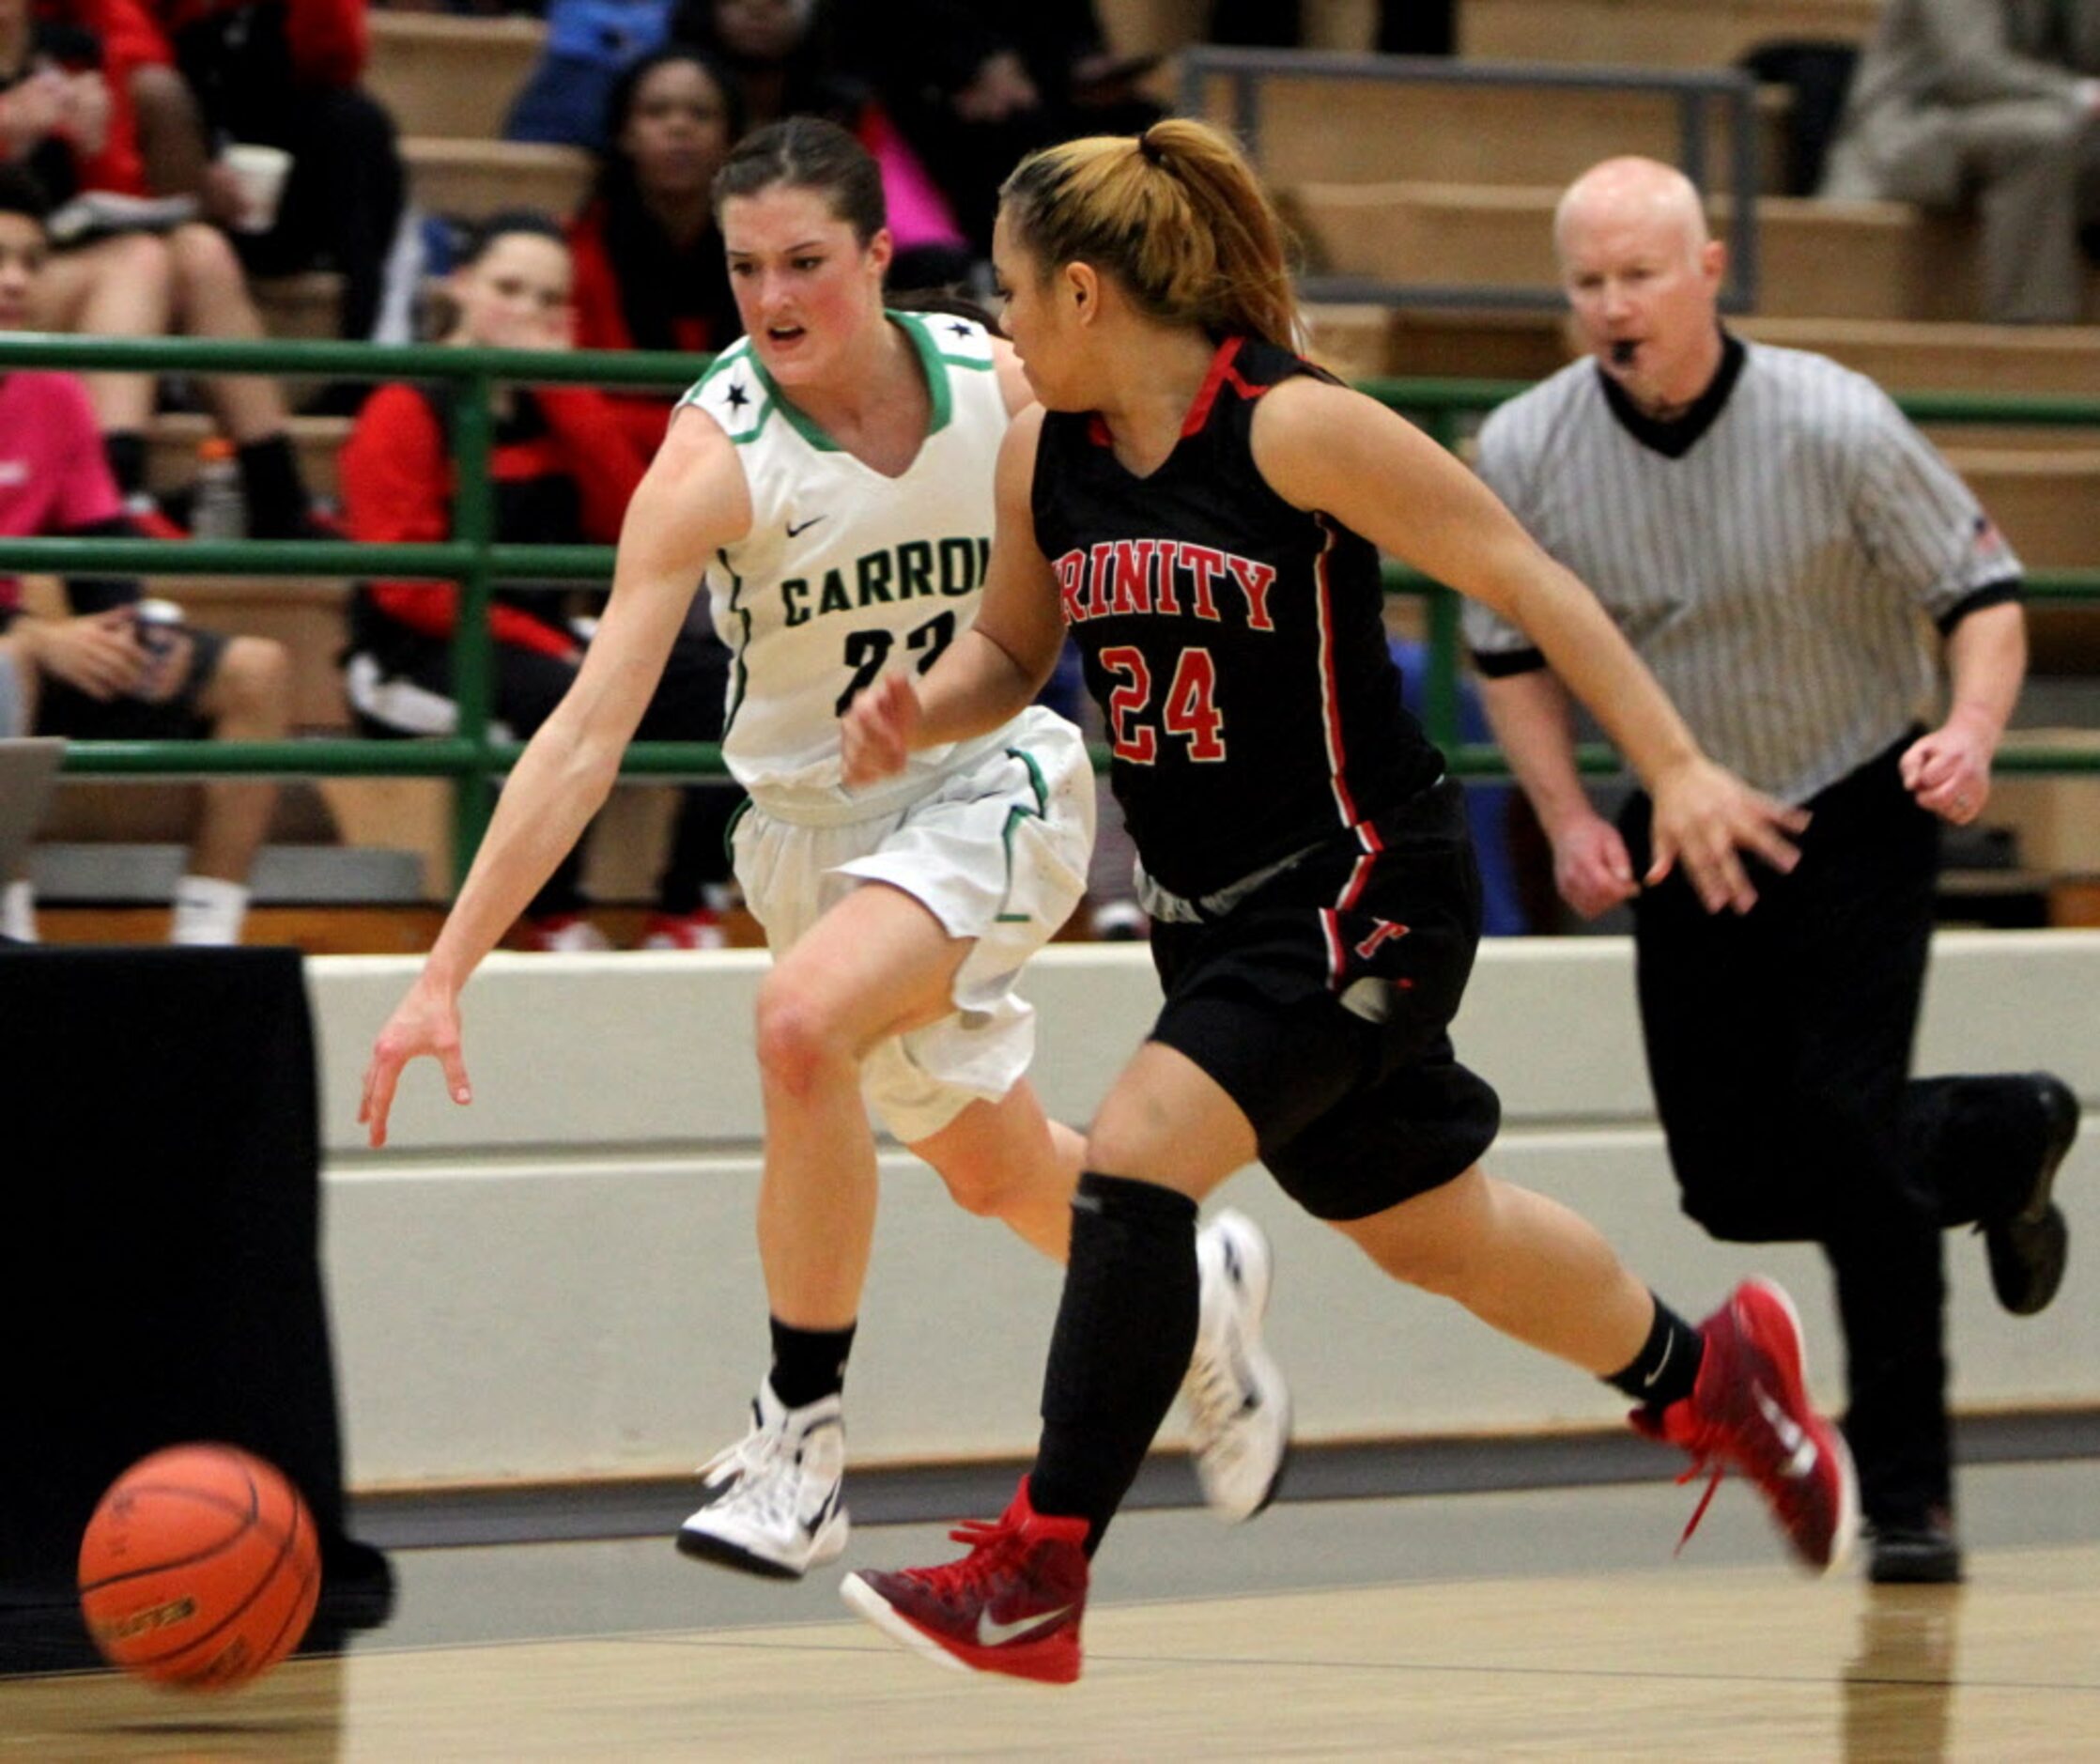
1477,669,1639,919
841,408,1062,785
1254,379,1805,913
360,409,751,1145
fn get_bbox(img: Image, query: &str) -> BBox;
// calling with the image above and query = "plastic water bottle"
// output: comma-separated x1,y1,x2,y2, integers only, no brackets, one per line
191,435,246,540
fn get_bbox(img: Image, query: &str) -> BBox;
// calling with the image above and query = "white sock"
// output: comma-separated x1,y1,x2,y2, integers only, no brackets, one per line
1,877,37,943
170,874,249,946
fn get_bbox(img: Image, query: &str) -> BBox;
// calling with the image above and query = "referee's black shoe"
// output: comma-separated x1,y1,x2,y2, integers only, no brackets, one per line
1867,1510,1964,1586
1983,1074,2079,1318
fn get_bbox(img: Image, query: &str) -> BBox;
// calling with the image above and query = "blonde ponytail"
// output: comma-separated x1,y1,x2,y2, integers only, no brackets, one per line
999,118,1301,351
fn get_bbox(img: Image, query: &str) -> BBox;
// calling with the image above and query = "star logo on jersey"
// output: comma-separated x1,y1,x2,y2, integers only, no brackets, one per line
725,379,749,410
947,321,973,339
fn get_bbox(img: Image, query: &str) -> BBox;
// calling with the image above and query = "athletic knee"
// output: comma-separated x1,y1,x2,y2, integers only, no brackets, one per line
208,637,292,727
167,222,246,299
97,233,175,308
753,975,856,1101
931,1153,1014,1219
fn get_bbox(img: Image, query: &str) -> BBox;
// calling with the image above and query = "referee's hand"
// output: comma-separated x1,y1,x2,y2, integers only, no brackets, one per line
1645,757,1808,915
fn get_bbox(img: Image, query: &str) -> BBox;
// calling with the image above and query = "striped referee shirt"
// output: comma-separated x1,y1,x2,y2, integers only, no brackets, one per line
1462,334,2023,805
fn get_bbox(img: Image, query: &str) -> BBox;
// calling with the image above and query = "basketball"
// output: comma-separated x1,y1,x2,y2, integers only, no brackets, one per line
77,1444,321,1692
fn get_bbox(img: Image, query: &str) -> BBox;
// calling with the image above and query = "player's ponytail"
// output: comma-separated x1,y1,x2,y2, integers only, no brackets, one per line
999,119,1301,352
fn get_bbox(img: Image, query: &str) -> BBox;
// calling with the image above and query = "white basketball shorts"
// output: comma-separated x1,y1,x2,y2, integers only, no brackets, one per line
733,704,1095,1142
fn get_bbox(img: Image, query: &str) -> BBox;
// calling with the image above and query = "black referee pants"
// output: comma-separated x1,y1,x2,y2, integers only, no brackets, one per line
1622,739,2053,1529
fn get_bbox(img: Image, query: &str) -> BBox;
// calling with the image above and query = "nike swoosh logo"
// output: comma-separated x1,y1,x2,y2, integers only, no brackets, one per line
1640,1334,1674,1389
801,1484,841,1540
977,1604,1073,1647
786,516,826,537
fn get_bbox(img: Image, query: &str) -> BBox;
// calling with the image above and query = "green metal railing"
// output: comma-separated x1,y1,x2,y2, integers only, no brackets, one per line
3,335,2095,884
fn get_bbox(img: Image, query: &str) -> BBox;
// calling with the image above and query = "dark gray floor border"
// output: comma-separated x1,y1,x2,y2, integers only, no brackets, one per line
348,1406,2100,1551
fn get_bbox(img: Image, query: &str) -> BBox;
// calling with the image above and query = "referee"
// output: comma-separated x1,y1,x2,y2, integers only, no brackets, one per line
1463,156,2081,1585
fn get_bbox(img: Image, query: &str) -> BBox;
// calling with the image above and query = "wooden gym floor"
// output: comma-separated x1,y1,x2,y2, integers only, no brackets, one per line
6,1459,2097,1760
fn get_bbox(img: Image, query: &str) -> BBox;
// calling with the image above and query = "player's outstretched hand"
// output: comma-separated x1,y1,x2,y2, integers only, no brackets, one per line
1550,812,1641,920
1900,719,1993,826
841,672,921,788
359,977,471,1149
1645,756,1809,915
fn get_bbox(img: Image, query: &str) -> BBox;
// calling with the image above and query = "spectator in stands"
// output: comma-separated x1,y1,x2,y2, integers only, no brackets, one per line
671,0,971,286
830,1,1161,259
1466,156,2081,1584
505,0,672,150
339,210,741,951
1,0,333,534
568,44,743,456
0,163,292,945
1820,0,2100,323
1133,0,1454,54
117,0,409,347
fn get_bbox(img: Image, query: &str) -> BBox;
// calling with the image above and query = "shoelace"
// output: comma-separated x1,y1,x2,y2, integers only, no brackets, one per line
1665,1388,1818,1555
1670,1453,1728,1555
697,1421,780,1489
1182,1304,1255,1450
911,1513,1026,1600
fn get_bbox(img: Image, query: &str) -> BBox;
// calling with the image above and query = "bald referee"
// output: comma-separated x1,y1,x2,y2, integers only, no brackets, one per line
1464,156,2081,1586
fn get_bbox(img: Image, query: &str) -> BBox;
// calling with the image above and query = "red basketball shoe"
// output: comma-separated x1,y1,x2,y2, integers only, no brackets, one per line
1632,1277,1859,1572
841,1478,1089,1684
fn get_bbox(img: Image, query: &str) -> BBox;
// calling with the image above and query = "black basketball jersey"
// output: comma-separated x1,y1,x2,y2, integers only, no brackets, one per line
1032,335,1444,901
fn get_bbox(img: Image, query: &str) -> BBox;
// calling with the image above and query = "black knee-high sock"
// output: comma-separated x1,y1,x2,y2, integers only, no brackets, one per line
103,430,148,499
237,434,309,538
1028,1172,1199,1555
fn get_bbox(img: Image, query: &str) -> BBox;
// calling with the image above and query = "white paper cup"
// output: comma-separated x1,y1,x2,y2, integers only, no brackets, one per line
221,143,293,235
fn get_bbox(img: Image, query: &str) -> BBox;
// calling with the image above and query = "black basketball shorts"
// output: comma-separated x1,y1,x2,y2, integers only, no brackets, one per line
1146,776,1502,1221
34,627,228,740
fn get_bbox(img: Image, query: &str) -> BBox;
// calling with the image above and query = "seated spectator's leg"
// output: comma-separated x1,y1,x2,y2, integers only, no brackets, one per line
493,642,594,922
0,631,40,736
635,627,739,921
32,235,176,502
130,65,212,199
164,224,319,535
179,632,292,943
1947,100,2086,323
241,90,408,342
2078,127,2100,262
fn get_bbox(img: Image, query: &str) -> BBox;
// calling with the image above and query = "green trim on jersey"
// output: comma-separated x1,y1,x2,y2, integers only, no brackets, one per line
893,307,998,374
716,549,753,740
681,341,783,446
736,311,974,454
994,745,1052,923
720,794,752,868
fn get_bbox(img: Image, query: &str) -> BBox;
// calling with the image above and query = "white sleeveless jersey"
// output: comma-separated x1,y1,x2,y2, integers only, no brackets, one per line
680,311,1019,822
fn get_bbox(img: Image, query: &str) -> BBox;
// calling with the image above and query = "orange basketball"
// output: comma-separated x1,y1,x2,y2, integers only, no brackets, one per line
77,1443,321,1691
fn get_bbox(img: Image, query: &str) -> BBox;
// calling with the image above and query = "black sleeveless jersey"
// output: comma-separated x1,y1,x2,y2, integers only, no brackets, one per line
1032,335,1445,901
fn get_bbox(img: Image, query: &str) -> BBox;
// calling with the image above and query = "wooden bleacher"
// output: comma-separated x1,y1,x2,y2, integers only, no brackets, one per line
40,3,2089,952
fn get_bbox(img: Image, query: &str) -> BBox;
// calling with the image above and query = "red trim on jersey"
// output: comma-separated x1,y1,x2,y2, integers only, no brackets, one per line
1087,413,1113,448
1336,820,1383,912
1319,906,1345,990
1312,515,1359,828
1181,335,1254,438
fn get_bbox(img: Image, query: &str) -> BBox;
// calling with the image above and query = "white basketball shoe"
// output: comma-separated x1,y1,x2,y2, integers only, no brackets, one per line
1183,1209,1292,1521
676,1383,849,1579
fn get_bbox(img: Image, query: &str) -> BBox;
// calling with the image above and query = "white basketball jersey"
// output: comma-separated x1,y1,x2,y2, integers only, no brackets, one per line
680,311,1017,821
